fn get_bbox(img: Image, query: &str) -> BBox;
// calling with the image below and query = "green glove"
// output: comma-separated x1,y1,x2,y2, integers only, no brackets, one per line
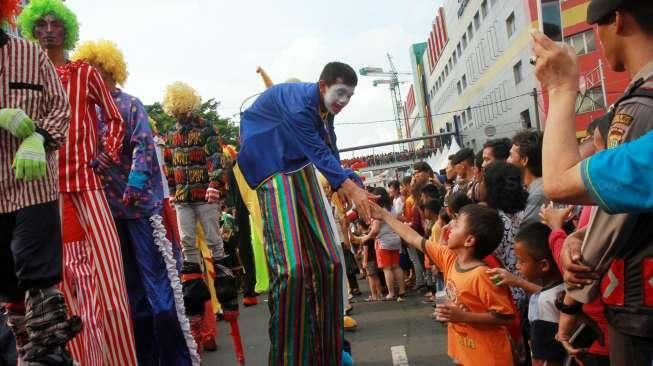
12,133,46,181
0,108,36,139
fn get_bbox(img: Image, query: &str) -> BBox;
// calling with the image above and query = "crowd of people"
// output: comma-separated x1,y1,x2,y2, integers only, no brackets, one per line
1,0,652,365
341,146,438,168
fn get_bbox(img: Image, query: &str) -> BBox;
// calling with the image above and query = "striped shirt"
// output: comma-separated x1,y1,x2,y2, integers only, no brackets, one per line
0,32,70,213
55,60,124,192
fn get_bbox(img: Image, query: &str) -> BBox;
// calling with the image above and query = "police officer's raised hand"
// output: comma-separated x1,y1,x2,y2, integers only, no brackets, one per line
531,30,579,93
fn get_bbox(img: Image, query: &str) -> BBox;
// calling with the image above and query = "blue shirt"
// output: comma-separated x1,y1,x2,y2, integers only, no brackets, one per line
581,128,653,214
237,82,351,189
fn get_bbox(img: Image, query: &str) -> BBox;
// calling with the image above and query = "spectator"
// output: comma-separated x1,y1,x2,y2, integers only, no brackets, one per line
507,130,546,228
451,148,475,194
478,161,529,307
371,187,406,301
489,223,567,366
388,180,404,217
467,150,484,202
482,138,512,169
352,220,383,301
370,203,517,366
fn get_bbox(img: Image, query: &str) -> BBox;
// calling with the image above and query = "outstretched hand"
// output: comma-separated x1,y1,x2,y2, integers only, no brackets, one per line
338,179,378,224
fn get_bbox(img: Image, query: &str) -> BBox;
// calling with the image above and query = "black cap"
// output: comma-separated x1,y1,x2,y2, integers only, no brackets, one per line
587,0,624,24
413,161,433,173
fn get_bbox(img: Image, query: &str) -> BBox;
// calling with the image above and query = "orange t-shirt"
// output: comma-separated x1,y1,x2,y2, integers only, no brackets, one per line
425,241,515,366
403,196,414,222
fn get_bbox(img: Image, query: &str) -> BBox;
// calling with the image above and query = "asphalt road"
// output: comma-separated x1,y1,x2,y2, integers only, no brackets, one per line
202,278,452,365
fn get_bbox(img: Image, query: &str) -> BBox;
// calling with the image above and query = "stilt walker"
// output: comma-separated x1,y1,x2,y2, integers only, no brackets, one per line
18,2,138,364
72,40,200,366
238,62,372,365
0,1,81,364
161,82,238,358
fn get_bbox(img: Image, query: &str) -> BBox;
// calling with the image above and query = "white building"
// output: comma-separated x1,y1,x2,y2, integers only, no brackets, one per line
419,0,539,151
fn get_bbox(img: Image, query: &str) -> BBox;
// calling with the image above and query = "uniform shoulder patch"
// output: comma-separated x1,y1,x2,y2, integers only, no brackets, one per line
607,113,634,149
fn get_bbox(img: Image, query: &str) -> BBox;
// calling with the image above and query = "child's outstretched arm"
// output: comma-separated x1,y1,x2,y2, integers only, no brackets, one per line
370,202,425,253
486,268,543,294
435,303,513,325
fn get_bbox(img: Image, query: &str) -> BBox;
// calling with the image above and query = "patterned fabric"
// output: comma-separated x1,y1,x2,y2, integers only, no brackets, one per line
257,165,343,366
59,191,137,366
495,210,526,306
163,116,223,204
115,217,195,366
97,90,163,219
0,31,70,213
55,60,124,193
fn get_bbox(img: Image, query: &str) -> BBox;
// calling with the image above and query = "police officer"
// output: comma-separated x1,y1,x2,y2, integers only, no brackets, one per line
533,0,653,364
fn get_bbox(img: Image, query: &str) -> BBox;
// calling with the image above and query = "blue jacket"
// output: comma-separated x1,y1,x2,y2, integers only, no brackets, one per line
238,82,353,189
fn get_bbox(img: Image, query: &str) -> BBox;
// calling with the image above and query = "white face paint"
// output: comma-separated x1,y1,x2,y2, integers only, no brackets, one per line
323,83,355,115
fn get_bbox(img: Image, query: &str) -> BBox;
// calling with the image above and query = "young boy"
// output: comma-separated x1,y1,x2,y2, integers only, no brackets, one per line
371,203,516,365
489,222,567,365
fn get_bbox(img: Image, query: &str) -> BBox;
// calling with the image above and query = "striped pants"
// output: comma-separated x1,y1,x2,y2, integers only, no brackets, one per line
257,165,343,366
59,191,138,366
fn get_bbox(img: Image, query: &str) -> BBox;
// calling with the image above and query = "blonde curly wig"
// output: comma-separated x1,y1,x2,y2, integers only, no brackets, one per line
72,40,128,85
162,82,201,117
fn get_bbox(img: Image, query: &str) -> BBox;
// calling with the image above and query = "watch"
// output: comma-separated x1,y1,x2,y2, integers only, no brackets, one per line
554,291,583,315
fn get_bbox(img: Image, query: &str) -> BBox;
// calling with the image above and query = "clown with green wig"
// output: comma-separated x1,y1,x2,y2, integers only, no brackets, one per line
18,1,138,365
0,0,81,364
71,40,200,365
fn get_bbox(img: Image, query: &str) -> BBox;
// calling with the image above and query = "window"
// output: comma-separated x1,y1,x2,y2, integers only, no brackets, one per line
445,64,449,77
453,51,457,64
565,30,597,55
467,107,472,121
462,74,468,89
462,34,468,49
457,81,462,95
513,61,523,84
481,0,488,18
468,24,474,40
520,110,532,129
474,12,481,29
576,87,606,114
448,59,453,71
506,12,516,38
461,110,467,125
457,43,462,56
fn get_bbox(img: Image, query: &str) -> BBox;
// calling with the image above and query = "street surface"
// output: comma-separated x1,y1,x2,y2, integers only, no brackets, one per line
203,278,452,365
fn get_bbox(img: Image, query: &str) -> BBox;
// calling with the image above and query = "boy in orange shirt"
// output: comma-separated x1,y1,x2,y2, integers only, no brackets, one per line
371,203,516,366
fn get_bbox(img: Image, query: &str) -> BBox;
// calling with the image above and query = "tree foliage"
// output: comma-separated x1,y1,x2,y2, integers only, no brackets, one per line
145,98,239,147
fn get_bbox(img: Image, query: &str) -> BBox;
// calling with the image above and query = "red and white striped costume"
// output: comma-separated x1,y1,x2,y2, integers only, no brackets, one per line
55,60,138,366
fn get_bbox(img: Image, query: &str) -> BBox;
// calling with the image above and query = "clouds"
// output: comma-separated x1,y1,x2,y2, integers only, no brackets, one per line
66,0,440,151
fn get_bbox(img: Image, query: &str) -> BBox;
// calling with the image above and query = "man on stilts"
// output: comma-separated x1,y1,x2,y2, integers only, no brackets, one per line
72,40,200,366
238,61,373,365
18,1,138,364
0,1,81,364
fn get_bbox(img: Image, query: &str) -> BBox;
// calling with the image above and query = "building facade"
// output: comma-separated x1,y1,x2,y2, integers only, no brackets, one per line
416,0,538,151
529,0,630,136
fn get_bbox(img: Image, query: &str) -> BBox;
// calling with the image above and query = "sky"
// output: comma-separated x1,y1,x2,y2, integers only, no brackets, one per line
66,0,443,157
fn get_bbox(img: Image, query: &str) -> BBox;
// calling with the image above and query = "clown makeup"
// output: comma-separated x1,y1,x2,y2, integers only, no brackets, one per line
34,14,65,50
323,83,355,115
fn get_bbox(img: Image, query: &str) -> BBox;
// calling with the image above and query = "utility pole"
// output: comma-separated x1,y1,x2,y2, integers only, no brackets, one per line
532,88,541,131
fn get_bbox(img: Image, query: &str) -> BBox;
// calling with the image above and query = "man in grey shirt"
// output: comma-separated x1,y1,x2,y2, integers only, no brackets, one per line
507,129,546,227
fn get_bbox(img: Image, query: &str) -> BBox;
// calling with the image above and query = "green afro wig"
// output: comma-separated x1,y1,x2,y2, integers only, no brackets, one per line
17,0,79,50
